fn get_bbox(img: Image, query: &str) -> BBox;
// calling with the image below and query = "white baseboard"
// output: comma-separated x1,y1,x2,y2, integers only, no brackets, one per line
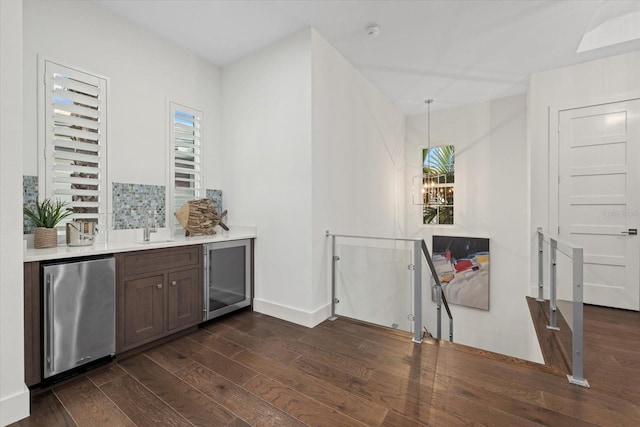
253,298,331,328
1,385,30,426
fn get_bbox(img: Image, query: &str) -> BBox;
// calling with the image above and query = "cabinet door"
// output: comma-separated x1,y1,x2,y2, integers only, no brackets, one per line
123,274,165,348
167,268,201,331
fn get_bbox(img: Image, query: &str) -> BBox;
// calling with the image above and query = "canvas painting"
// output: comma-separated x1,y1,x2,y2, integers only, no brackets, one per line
432,235,490,310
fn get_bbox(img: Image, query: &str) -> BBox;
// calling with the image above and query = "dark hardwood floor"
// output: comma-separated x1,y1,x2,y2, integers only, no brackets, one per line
12,305,640,426
526,297,573,375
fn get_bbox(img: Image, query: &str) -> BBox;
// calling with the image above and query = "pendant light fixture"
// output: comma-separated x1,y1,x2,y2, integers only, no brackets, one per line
424,99,439,205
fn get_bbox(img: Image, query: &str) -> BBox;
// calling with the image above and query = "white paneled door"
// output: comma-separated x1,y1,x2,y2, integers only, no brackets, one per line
558,100,640,311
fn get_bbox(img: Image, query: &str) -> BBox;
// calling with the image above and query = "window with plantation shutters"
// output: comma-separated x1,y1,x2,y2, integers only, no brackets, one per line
170,103,202,230
43,61,107,225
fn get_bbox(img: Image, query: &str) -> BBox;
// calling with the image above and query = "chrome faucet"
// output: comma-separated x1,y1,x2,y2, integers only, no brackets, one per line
143,210,157,242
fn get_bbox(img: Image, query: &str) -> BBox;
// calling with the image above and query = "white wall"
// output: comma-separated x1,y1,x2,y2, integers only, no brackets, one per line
311,30,406,322
23,0,222,193
0,0,30,424
222,29,314,325
406,94,543,362
528,51,640,295
222,29,406,327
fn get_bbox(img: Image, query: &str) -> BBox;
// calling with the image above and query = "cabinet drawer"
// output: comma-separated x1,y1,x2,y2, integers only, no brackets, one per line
121,246,200,277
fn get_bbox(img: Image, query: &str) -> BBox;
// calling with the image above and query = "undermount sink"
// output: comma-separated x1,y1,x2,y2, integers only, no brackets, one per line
136,240,175,245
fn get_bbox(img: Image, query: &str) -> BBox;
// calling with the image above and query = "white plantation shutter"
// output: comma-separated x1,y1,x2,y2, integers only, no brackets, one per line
170,103,202,229
44,62,107,223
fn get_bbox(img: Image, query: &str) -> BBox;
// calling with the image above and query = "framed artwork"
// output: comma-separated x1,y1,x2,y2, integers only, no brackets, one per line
432,235,490,310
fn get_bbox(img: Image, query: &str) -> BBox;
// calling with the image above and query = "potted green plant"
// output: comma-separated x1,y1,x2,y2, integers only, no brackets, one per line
24,198,73,249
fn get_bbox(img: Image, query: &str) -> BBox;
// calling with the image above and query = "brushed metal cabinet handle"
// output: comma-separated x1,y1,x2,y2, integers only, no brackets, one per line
46,274,54,374
156,283,162,289
171,280,177,286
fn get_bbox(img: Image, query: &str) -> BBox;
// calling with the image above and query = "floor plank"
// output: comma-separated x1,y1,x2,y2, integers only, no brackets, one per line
143,343,194,373
206,323,302,364
176,362,305,427
234,349,389,426
244,374,366,427
100,374,192,427
168,336,259,386
87,363,127,387
380,409,425,427
119,354,242,426
53,377,134,427
186,328,244,358
250,322,375,380
295,352,431,408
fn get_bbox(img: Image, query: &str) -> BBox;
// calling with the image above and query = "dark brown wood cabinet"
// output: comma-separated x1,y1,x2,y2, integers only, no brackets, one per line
116,245,202,353
23,245,204,387
167,268,201,331
24,261,41,387
122,274,165,346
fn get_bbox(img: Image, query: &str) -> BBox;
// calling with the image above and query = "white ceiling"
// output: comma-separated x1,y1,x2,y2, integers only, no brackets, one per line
95,0,640,115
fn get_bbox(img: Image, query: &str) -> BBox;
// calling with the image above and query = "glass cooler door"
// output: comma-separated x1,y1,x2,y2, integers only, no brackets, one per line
204,239,251,320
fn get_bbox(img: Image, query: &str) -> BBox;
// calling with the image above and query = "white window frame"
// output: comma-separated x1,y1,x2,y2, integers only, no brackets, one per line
38,59,109,230
422,145,455,226
167,101,203,233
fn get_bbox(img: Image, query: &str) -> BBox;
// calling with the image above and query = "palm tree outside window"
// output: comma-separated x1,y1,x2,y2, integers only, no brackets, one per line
423,145,454,225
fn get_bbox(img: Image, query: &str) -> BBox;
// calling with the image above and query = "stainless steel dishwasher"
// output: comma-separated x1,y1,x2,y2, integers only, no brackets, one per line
42,256,115,379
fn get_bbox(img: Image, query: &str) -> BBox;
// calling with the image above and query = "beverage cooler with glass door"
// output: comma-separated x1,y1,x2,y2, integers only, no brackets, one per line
203,239,252,321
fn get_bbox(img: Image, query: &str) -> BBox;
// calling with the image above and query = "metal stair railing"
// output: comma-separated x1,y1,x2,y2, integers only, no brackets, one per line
421,239,453,342
537,227,589,388
327,231,453,343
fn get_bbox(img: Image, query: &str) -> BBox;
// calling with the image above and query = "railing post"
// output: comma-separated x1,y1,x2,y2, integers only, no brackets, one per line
537,228,545,301
329,231,337,321
568,247,589,387
436,283,442,340
547,238,559,330
412,240,422,344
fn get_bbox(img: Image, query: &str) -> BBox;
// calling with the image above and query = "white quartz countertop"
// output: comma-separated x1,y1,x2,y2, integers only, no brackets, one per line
24,226,257,262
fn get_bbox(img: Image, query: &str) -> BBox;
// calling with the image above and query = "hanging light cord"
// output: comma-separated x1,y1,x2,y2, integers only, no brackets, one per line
426,99,433,152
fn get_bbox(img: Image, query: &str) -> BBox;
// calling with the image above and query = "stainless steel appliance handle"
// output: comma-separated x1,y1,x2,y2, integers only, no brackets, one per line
45,273,54,374
203,246,209,320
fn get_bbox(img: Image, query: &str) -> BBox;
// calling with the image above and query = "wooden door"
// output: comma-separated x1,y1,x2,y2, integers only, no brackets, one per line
167,268,201,331
123,274,165,347
558,100,640,310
